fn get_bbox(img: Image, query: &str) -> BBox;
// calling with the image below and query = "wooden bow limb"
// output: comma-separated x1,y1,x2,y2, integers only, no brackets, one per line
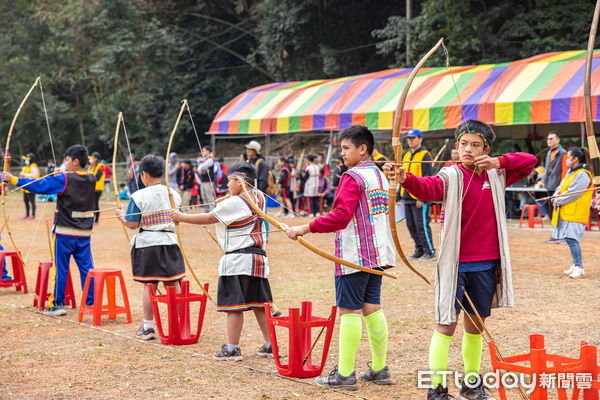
164,100,212,301
112,112,131,243
388,39,444,286
2,77,41,269
536,186,600,202
237,178,396,279
584,0,600,187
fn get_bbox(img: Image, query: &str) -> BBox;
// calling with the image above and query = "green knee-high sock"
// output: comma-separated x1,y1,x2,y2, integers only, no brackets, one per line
364,309,388,371
429,331,453,388
338,313,362,376
462,331,483,380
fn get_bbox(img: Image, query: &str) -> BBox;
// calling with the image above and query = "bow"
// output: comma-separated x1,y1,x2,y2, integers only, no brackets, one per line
584,0,600,186
237,179,396,279
164,99,212,300
112,112,131,243
2,77,42,267
387,39,444,285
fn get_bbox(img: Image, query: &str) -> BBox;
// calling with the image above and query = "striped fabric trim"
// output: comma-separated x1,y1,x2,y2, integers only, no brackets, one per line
55,226,93,237
216,302,267,312
71,211,95,219
133,272,186,282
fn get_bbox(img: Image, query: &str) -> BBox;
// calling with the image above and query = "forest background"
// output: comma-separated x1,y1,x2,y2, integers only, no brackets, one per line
0,0,596,161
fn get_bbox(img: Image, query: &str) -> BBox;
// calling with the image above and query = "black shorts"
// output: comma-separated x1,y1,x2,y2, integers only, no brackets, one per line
217,275,273,312
454,267,499,318
131,245,185,283
281,186,291,199
335,271,383,310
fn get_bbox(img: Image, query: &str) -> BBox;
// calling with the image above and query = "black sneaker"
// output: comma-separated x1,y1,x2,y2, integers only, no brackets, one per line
419,252,436,261
358,363,392,385
408,251,425,259
257,343,273,358
456,377,495,400
272,310,282,318
214,344,243,361
315,367,357,391
427,384,453,399
43,305,67,316
136,325,156,340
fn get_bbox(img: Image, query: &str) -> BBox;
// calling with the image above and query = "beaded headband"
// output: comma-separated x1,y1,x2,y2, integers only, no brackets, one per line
456,130,490,148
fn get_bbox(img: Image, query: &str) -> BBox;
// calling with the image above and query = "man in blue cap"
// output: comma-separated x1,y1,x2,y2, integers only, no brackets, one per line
400,129,436,261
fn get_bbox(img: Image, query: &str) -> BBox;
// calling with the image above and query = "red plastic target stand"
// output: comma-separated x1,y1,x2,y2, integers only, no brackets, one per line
148,280,209,345
265,301,337,378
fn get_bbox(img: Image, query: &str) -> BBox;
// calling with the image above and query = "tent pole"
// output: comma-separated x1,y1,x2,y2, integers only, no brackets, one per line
581,122,585,147
325,131,334,165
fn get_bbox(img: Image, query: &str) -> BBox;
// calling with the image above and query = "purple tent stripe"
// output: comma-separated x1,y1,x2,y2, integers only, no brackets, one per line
464,67,508,105
218,121,229,133
312,81,355,129
374,68,413,80
461,104,480,121
254,82,290,92
339,113,353,128
313,114,326,130
220,91,259,121
341,78,386,113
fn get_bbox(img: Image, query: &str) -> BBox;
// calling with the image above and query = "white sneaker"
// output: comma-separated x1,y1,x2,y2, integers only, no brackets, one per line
563,265,576,276
276,212,285,218
568,267,586,279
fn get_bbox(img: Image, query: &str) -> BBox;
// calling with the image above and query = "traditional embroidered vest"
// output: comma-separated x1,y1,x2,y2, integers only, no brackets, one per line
130,184,178,231
400,149,432,198
54,171,96,236
334,163,395,276
87,163,106,191
555,168,593,225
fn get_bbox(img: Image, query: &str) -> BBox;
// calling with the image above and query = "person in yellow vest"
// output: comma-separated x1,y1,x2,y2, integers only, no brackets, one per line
551,147,593,280
400,129,436,261
19,153,40,219
87,152,106,224
372,147,389,171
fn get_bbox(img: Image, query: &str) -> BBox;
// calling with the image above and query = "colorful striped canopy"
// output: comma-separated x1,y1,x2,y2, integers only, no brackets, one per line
209,50,600,134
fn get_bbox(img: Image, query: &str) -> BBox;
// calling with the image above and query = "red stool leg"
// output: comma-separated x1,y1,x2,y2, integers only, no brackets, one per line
117,271,132,323
107,275,117,319
92,273,105,326
78,272,93,322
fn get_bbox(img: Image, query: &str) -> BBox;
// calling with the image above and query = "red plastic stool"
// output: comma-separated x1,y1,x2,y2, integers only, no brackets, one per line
77,268,132,326
148,280,209,345
32,260,76,310
0,250,28,293
265,301,337,378
586,209,600,231
519,204,544,228
489,334,599,400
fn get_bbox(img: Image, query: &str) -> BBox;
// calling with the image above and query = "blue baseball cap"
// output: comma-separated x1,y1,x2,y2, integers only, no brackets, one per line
404,128,423,138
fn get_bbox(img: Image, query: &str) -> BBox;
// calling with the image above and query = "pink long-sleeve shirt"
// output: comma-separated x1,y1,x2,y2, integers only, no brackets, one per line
309,173,361,233
401,153,537,262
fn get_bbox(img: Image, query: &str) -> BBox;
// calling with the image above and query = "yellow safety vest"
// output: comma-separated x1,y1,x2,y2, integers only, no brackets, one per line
87,163,106,192
21,163,40,193
552,168,593,226
400,149,432,199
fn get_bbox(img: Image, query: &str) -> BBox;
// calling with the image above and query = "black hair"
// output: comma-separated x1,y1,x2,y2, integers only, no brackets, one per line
203,145,212,153
279,157,287,163
216,157,224,162
287,157,296,164
119,183,126,188
317,152,325,158
339,125,374,155
64,144,88,168
547,131,560,139
568,147,587,164
229,162,256,186
306,154,315,162
454,120,496,147
91,151,101,159
139,154,164,178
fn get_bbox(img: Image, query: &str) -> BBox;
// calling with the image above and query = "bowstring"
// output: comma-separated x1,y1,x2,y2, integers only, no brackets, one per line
121,115,139,191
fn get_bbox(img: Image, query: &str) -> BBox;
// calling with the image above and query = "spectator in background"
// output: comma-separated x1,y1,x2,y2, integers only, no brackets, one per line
277,157,293,218
127,154,140,194
19,153,40,219
245,140,269,193
176,159,194,208
303,155,320,217
317,169,332,212
118,183,130,200
288,157,299,214
168,152,179,190
331,157,348,193
87,152,106,224
372,147,389,171
316,152,330,177
215,157,229,197
197,146,216,211
443,149,461,167
543,131,568,243
401,129,436,261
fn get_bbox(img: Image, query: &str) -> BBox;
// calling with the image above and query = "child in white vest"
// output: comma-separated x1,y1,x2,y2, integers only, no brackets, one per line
288,125,395,390
386,120,536,400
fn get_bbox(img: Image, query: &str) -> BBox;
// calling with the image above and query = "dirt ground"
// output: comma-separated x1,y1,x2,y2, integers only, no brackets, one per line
0,195,598,400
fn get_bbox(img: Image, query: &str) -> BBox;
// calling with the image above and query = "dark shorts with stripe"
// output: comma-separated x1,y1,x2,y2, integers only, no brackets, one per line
335,271,383,310
217,275,273,312
131,244,185,283
281,186,291,200
454,267,499,318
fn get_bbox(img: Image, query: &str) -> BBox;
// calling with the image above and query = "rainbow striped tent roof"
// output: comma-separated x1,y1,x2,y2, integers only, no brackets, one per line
208,50,600,135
